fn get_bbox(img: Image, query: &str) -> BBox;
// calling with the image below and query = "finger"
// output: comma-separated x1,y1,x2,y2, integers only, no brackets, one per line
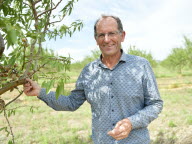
118,119,132,130
111,125,126,136
25,78,34,84
108,128,121,136
113,130,127,138
24,86,33,92
119,125,126,132
115,121,123,129
24,86,33,93
112,131,129,140
24,82,31,87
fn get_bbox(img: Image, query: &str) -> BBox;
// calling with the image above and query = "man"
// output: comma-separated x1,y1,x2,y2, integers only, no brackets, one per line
24,15,163,144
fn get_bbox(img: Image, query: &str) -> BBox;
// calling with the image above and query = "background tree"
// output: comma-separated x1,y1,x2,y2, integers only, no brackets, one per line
161,36,192,74
183,36,192,67
0,0,83,143
71,49,101,70
127,45,158,67
161,48,187,74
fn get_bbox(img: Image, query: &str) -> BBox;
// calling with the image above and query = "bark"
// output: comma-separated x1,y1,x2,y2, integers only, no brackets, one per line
0,33,5,58
0,78,26,95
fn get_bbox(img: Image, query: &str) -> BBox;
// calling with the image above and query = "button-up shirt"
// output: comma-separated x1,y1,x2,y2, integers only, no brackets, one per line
38,50,163,144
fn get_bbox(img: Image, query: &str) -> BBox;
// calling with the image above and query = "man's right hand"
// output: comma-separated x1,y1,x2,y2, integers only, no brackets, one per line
23,78,41,96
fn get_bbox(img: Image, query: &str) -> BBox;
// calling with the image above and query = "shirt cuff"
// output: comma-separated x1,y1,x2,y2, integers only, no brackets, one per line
37,88,47,99
127,116,139,130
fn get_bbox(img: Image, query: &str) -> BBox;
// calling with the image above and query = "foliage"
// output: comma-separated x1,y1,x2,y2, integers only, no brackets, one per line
161,36,192,74
0,0,83,143
71,49,101,70
161,47,188,74
127,45,158,67
0,0,83,96
183,36,192,66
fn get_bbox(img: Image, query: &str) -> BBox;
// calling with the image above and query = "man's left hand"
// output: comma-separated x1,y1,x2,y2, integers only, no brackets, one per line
108,118,132,140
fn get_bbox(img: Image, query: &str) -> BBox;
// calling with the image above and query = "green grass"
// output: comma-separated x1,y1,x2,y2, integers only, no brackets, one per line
168,121,177,128
0,98,92,144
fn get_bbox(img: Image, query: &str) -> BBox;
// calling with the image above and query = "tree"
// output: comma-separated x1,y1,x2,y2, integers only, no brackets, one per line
0,0,83,143
161,47,188,74
71,49,101,70
161,36,192,74
127,45,157,67
183,36,192,67
0,32,5,57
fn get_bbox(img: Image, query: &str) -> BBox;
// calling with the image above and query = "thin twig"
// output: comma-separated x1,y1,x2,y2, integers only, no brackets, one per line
49,14,65,25
37,0,62,18
4,109,15,144
23,2,30,7
5,91,23,107
29,63,46,77
34,0,41,5
21,45,27,70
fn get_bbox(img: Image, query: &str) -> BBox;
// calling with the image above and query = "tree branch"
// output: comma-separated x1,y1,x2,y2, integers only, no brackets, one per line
0,0,4,7
5,91,23,107
4,109,15,143
0,79,26,95
37,0,62,18
49,14,65,25
0,64,3,70
43,0,53,32
30,0,38,26
0,33,5,58
34,0,41,5
23,2,30,7
24,39,37,77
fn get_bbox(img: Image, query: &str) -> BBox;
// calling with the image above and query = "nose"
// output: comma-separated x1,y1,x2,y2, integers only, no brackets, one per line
104,34,110,42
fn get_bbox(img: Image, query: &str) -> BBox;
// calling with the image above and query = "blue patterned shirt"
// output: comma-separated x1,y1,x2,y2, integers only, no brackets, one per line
38,50,163,144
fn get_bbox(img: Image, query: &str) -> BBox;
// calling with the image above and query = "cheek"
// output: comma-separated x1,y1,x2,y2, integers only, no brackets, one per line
96,40,101,46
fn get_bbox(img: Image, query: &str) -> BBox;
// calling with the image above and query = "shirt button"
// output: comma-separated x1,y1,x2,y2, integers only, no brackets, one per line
111,96,114,98
112,109,114,112
113,123,115,126
110,82,113,85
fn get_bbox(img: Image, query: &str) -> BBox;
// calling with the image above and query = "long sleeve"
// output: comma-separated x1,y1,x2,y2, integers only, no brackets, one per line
38,72,86,111
128,61,163,129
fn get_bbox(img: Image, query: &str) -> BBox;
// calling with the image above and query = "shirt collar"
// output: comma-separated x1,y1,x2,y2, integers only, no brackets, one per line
97,49,127,67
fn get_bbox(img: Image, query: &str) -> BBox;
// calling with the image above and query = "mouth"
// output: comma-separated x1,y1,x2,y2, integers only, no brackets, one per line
103,44,115,48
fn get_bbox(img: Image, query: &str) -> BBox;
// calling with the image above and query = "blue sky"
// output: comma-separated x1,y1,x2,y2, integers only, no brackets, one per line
45,0,192,62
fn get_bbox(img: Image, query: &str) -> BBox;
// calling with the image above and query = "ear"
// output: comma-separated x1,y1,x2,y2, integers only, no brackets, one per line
121,31,126,42
95,37,99,45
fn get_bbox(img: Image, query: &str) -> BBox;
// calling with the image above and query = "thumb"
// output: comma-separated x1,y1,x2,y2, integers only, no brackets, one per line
26,78,33,84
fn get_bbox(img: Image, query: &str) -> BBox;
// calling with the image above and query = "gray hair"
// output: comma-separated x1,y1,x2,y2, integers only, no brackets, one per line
94,15,124,38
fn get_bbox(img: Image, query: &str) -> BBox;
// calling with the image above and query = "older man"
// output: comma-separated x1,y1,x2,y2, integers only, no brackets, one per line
24,15,163,144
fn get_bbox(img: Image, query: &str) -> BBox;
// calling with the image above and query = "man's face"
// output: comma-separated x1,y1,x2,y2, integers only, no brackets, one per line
95,17,125,57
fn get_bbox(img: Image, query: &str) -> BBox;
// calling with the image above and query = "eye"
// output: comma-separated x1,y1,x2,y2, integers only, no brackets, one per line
98,33,105,38
108,32,116,36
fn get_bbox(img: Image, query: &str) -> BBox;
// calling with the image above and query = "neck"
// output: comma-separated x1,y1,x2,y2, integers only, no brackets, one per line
102,50,122,69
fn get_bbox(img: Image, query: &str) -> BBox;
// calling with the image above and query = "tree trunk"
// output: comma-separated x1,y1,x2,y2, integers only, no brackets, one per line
0,33,5,58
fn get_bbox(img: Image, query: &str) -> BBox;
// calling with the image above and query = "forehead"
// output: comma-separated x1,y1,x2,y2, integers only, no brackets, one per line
96,17,118,33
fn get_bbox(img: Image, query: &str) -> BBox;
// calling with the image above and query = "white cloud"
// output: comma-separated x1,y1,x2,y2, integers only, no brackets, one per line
45,0,192,61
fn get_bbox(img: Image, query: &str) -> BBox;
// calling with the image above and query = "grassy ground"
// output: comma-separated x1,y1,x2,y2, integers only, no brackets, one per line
0,67,192,144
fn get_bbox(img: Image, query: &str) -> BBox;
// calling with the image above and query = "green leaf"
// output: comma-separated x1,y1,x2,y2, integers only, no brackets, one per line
8,140,13,144
46,80,55,94
8,55,16,66
0,127,6,131
55,80,64,99
7,29,17,45
2,5,8,16
33,74,38,82
30,106,34,113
